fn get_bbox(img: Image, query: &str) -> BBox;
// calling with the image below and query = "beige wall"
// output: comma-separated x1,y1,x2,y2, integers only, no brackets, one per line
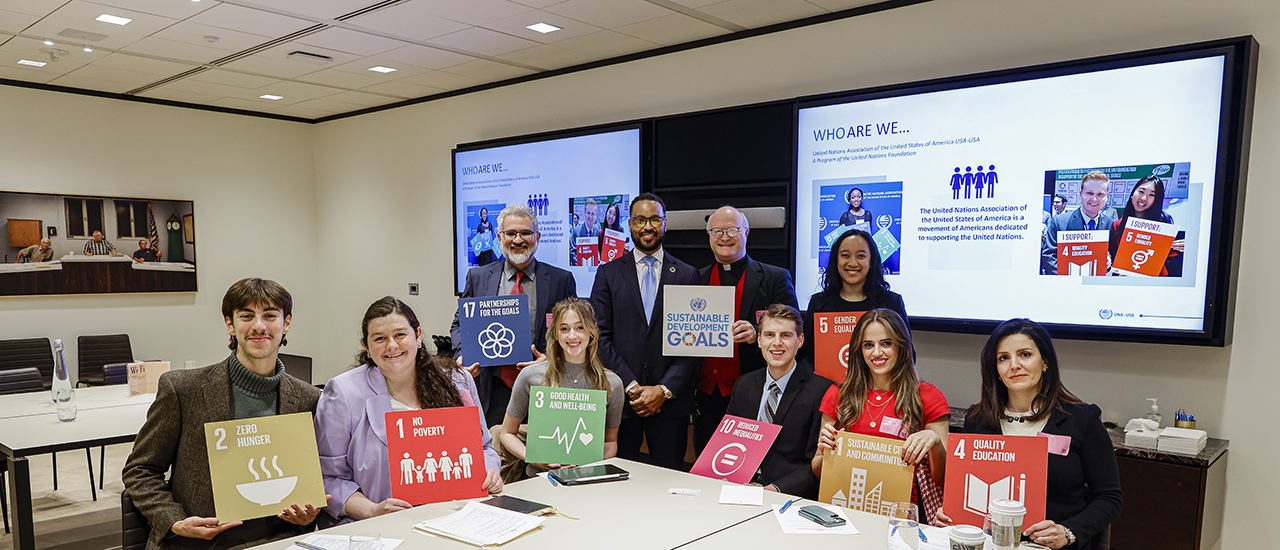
313,1,1273,547
0,85,318,375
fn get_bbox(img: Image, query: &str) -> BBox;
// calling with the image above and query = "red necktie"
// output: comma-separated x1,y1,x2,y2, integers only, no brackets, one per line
501,271,525,387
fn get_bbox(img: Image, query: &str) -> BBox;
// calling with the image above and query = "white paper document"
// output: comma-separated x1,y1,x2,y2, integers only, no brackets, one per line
299,534,405,550
718,485,764,506
771,503,858,534
414,501,545,546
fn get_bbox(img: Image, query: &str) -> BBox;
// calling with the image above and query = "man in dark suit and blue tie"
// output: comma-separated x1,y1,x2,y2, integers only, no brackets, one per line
1042,170,1114,275
725,304,831,499
592,193,700,470
694,206,798,456
452,204,577,428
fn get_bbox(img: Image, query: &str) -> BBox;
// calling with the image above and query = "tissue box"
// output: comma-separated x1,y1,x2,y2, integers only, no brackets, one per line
1125,429,1161,450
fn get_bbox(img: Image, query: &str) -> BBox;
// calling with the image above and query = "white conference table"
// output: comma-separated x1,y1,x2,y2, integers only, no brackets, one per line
249,458,914,550
1,385,155,550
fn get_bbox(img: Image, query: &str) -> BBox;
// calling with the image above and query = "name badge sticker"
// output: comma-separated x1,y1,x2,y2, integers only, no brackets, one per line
879,416,904,437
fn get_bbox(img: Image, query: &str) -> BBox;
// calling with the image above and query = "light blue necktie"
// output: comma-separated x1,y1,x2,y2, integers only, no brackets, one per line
642,255,657,323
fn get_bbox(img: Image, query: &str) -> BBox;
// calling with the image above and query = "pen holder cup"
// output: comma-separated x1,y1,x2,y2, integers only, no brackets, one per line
1175,420,1196,429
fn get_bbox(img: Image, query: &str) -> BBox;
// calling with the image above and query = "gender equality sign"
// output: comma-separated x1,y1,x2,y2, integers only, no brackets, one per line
943,434,1048,527
386,406,487,505
690,415,782,484
662,285,735,358
526,386,607,465
1112,218,1179,276
812,312,866,384
818,432,914,515
458,294,532,367
204,412,326,523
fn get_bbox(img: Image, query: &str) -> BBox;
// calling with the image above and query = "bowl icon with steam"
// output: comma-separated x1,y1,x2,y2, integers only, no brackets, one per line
236,455,297,506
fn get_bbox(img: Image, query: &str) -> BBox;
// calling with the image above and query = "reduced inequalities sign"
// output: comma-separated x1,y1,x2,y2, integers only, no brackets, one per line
458,294,532,368
662,285,735,358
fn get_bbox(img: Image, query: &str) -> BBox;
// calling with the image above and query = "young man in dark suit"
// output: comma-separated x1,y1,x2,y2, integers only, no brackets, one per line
1042,171,1114,274
591,193,700,470
725,303,831,499
452,204,577,428
694,206,798,456
123,278,324,550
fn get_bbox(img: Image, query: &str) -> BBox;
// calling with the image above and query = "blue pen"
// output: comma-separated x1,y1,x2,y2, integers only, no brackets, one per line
919,527,928,542
547,474,559,487
779,499,794,513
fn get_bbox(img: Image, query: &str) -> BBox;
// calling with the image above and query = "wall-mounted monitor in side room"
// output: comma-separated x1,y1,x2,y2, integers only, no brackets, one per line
0,190,197,296
453,125,644,297
793,37,1256,346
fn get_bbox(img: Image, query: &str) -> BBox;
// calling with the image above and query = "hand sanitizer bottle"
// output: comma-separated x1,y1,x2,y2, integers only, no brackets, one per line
1142,398,1160,427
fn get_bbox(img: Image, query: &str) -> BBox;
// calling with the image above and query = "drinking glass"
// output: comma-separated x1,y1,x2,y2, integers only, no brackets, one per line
887,502,920,550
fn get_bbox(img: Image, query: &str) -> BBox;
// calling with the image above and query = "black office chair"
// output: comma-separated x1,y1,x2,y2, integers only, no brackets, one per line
121,491,150,550
0,337,55,389
77,334,135,387
432,335,454,357
279,353,312,385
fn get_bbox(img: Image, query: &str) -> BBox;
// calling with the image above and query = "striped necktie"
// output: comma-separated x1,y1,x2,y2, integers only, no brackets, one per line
762,382,780,423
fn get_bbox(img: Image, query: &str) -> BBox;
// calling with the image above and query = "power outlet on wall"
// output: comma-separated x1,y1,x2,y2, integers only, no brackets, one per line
408,282,419,295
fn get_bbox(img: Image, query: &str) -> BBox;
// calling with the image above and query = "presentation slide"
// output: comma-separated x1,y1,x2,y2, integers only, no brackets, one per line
795,55,1226,332
454,128,640,296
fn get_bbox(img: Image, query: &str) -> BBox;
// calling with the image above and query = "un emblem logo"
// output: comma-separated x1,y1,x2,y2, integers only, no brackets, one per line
690,297,707,312
1099,309,1113,320
478,322,516,359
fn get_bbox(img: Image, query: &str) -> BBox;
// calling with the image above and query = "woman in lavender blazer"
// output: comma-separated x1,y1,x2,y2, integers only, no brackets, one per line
315,296,501,526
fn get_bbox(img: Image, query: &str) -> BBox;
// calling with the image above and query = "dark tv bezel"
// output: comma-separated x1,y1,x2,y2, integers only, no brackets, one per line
451,122,649,296
792,36,1257,347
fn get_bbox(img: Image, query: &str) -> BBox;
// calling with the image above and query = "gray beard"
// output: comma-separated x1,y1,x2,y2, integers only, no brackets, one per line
505,249,533,264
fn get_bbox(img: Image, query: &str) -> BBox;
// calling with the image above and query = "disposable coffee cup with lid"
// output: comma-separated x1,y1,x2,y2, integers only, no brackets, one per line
949,525,985,550
988,499,1026,549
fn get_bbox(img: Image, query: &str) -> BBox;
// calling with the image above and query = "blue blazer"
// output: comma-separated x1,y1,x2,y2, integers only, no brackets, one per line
591,250,701,418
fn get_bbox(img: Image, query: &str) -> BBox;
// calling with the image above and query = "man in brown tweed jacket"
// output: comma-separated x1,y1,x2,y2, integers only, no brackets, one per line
123,278,325,549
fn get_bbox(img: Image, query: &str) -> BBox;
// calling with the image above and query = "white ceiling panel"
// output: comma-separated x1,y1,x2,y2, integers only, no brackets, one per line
428,27,541,57
240,0,379,21
208,96,280,111
329,55,429,78
185,69,282,89
57,62,167,86
544,0,671,29
92,52,196,76
295,27,406,57
511,0,571,8
45,73,138,92
668,0,720,8
345,4,470,41
187,3,316,39
252,79,345,103
357,79,444,99
699,0,826,29
440,58,535,81
806,0,883,11
222,43,361,79
160,77,266,98
613,12,728,46
324,89,400,107
398,69,479,92
85,0,216,20
5,0,82,18
294,66,387,89
289,97,372,112
0,8,43,31
412,0,534,26
0,36,95,71
552,30,657,58
0,61,64,82
497,44,593,70
150,21,278,53
137,85,226,104
119,36,231,64
26,1,178,43
377,44,473,70
480,9,603,45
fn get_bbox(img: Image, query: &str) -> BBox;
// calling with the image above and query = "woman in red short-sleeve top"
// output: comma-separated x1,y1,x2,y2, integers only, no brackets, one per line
811,309,950,511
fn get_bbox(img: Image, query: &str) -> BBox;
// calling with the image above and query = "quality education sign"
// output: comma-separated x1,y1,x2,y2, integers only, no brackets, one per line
662,285,735,358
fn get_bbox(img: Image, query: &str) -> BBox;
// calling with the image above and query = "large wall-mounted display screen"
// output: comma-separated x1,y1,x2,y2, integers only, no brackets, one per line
794,38,1254,345
453,126,642,296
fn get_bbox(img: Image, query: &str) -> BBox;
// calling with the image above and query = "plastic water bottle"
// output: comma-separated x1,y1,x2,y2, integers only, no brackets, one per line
52,339,77,422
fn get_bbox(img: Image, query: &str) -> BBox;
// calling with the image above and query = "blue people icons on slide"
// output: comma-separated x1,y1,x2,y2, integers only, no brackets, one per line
527,194,549,216
950,165,998,200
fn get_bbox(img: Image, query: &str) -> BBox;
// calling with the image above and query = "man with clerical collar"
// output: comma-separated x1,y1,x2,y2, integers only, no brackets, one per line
693,206,798,456
452,204,577,428
724,304,831,499
123,278,324,550
16,238,54,263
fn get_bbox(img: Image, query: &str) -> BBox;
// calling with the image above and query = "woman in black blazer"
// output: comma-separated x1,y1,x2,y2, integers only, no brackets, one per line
937,319,1121,550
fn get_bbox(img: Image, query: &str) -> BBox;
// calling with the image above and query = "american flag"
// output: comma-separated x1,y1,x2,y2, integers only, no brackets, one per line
147,203,158,252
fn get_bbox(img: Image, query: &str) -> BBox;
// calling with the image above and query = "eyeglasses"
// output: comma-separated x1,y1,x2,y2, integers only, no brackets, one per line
501,230,536,239
630,217,665,228
708,227,743,238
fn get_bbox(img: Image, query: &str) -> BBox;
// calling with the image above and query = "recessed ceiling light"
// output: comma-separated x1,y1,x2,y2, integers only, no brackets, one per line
259,94,283,100
526,23,561,34
18,59,47,67
368,66,396,73
96,14,132,25
83,46,93,53
43,39,54,46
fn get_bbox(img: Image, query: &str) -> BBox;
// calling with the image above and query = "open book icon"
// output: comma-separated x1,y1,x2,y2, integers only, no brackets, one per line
963,473,1025,515
1067,260,1096,276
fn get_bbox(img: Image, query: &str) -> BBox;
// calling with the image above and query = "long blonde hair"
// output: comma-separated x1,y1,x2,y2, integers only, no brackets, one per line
835,309,923,433
542,297,611,396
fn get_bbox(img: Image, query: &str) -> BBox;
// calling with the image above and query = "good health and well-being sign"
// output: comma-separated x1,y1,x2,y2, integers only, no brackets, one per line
526,386,607,465
662,285,735,358
458,294,532,368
